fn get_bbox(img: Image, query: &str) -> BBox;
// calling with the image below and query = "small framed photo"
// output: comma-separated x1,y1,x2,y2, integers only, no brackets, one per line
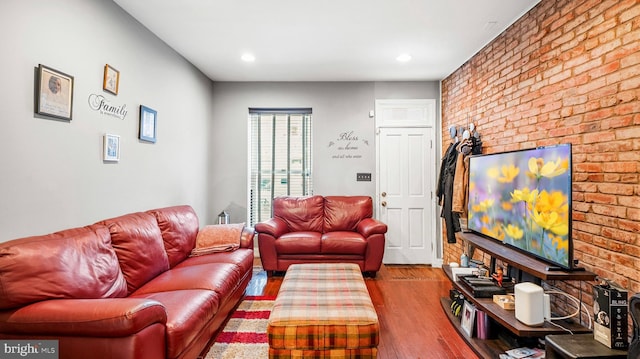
103,64,120,95
139,105,157,143
103,134,120,162
36,64,74,121
460,301,476,337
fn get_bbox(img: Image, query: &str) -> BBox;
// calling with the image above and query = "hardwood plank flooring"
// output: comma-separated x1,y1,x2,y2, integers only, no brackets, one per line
246,261,480,359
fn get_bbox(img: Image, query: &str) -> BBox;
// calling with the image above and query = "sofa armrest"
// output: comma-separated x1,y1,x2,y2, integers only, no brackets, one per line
0,298,167,337
240,226,255,249
357,218,388,238
255,217,288,238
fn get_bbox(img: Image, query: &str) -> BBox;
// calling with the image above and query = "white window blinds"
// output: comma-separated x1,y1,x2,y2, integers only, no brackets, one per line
248,108,313,226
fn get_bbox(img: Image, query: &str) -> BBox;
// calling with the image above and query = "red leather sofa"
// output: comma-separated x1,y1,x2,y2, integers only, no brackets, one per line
255,195,387,277
0,205,254,359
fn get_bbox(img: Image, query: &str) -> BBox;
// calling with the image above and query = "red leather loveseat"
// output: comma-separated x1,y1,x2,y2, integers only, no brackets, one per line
255,195,387,277
0,205,253,359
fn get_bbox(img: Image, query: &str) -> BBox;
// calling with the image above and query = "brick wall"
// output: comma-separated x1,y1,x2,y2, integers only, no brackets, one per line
441,0,640,324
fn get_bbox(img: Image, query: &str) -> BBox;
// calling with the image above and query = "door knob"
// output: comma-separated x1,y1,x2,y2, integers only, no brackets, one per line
381,192,387,197
381,201,387,207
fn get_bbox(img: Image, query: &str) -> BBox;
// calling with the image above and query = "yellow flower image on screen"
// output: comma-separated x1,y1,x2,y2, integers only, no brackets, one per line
467,144,572,269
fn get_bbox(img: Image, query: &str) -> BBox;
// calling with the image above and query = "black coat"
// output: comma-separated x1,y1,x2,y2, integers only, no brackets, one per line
437,142,461,243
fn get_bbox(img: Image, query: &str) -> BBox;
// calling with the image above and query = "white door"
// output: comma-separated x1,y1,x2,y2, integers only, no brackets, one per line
376,100,437,264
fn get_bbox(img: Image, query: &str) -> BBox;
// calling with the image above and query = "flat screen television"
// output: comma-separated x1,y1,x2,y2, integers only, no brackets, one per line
467,144,573,270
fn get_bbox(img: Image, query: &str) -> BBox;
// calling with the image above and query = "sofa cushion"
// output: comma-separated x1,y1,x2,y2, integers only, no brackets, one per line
99,212,170,295
132,262,244,301
321,232,367,255
0,224,127,309
275,232,322,254
273,195,324,233
324,196,373,232
131,289,219,359
177,248,254,276
147,205,199,268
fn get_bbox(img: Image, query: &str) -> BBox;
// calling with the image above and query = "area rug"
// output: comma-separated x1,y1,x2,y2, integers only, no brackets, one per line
205,295,275,359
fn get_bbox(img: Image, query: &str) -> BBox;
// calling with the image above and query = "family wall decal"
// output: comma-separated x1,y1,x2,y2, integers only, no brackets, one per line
87,93,128,120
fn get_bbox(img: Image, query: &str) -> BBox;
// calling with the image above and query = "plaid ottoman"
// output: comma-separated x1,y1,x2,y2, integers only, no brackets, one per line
267,263,379,358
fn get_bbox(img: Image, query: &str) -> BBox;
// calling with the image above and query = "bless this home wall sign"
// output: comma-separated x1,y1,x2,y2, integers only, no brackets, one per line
329,130,369,159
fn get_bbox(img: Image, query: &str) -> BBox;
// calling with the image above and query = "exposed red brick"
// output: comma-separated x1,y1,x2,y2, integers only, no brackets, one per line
608,240,625,253
588,110,615,128
611,252,636,269
574,162,603,172
574,240,599,256
573,182,598,192
619,3,640,23
627,208,640,221
573,211,587,222
614,265,638,282
583,192,618,204
603,227,637,243
598,183,635,195
625,244,640,257
604,0,636,21
575,221,604,235
442,0,640,324
620,174,639,183
620,219,640,233
590,60,622,79
603,161,637,172
591,204,626,218
629,281,640,294
600,116,634,130
594,239,610,255
573,202,592,212
616,126,640,139
583,152,615,162
619,196,640,209
594,140,634,152
585,212,620,226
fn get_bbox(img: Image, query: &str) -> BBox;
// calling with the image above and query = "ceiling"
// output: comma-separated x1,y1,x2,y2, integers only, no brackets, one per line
113,0,540,82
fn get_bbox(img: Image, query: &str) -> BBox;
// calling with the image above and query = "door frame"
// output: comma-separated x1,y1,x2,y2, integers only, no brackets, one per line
374,99,442,267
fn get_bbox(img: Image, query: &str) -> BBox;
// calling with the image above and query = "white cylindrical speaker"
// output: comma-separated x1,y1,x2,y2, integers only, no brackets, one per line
514,282,545,326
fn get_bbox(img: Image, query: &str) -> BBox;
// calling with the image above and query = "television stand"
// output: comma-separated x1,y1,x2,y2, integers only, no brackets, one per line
546,266,587,271
441,232,597,358
462,233,596,281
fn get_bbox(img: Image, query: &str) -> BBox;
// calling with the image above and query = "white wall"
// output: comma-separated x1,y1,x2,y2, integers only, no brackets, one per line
0,0,441,239
209,81,440,224
0,0,214,241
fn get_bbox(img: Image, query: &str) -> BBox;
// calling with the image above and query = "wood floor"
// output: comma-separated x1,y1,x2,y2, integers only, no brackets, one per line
246,261,480,359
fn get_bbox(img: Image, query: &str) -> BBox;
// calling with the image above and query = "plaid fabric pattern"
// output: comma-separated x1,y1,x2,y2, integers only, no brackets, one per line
268,263,379,357
269,348,378,359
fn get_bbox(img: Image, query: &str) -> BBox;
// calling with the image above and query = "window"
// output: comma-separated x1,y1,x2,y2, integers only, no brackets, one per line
248,108,313,225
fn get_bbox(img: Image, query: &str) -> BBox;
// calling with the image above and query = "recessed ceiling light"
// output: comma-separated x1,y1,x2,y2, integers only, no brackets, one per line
241,53,255,62
396,54,412,62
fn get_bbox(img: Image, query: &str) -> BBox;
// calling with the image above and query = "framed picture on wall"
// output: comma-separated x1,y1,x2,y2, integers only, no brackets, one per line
36,64,74,121
139,105,157,143
103,64,120,95
460,301,476,337
103,134,120,162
